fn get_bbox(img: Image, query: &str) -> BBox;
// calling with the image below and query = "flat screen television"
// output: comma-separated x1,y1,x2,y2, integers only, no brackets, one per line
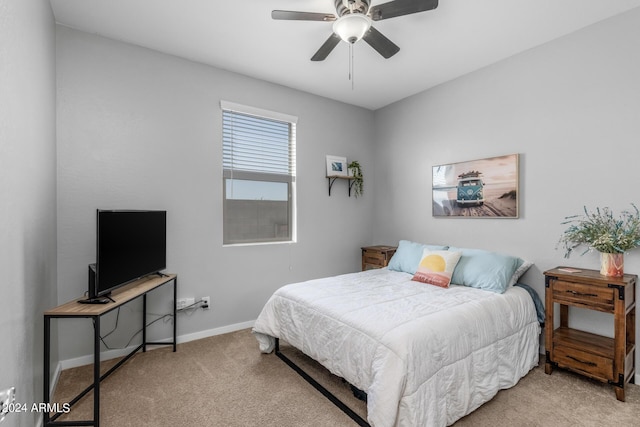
84,209,167,303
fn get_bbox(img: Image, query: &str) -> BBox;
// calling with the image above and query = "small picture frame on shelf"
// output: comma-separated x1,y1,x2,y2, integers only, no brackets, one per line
326,155,348,177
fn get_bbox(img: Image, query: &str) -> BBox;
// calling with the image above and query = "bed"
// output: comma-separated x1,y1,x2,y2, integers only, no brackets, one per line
253,243,541,427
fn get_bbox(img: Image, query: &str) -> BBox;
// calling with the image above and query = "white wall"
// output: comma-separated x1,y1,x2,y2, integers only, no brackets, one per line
372,8,640,369
56,26,375,360
0,0,58,426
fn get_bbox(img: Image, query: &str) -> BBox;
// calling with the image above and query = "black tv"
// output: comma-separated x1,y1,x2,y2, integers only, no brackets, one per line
84,209,167,303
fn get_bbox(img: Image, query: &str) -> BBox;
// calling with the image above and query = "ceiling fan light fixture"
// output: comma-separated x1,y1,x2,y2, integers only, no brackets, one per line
333,13,371,44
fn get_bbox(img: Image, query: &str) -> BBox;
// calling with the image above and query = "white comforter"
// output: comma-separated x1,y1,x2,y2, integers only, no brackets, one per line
253,268,540,427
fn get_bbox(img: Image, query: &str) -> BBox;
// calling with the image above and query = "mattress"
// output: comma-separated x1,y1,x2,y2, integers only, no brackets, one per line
253,268,540,427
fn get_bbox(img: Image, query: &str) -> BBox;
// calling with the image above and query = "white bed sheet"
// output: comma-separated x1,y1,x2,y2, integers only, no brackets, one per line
253,268,540,427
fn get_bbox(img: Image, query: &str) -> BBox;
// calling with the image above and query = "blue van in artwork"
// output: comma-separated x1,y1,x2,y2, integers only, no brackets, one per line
456,171,484,206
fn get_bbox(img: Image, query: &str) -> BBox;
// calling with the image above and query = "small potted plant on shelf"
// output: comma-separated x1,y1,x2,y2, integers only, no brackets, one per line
348,160,363,198
557,203,640,277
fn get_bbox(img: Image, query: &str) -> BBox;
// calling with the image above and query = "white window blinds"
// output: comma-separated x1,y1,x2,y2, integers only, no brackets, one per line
221,101,297,245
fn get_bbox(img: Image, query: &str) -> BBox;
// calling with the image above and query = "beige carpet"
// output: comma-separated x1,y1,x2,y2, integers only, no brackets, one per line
52,329,639,426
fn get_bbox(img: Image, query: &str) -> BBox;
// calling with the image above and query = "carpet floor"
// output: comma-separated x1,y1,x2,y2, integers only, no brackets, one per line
51,328,639,426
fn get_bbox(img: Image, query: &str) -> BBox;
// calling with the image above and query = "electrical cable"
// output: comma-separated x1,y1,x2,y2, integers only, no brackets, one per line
96,298,206,350
122,313,174,348
100,307,121,339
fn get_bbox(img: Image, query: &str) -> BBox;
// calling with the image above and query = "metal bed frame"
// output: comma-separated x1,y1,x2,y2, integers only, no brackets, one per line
274,338,370,427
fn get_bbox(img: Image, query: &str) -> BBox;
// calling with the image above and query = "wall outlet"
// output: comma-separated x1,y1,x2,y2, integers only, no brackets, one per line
0,386,16,423
202,296,210,310
177,297,195,310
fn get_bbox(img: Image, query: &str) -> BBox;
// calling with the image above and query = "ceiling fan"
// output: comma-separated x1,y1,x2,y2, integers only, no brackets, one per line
272,0,439,61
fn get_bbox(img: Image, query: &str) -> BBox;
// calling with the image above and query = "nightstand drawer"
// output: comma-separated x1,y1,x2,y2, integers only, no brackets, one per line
555,344,613,382
363,251,386,266
361,245,397,271
552,279,615,312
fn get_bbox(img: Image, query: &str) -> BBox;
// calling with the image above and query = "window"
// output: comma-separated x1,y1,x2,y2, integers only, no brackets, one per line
221,101,297,245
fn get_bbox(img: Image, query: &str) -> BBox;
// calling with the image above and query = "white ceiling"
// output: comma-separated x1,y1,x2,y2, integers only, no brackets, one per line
50,0,640,110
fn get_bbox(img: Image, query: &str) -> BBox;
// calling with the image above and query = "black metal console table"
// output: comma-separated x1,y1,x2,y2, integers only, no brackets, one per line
43,273,177,427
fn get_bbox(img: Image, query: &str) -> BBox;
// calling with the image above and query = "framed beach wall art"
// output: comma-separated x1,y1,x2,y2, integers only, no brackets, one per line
326,155,348,177
432,153,519,218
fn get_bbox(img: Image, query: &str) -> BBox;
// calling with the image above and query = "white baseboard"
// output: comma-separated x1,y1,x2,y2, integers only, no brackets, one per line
58,319,256,371
35,358,63,427
176,320,255,344
50,362,62,396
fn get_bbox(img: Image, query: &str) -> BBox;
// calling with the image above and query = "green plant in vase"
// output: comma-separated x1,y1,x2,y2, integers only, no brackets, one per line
348,160,363,198
557,204,640,277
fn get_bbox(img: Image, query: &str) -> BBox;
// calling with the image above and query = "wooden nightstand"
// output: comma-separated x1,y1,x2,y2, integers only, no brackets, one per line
544,267,637,401
361,245,397,271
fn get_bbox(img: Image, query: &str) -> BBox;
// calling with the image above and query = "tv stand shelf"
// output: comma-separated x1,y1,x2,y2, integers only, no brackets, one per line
43,273,177,427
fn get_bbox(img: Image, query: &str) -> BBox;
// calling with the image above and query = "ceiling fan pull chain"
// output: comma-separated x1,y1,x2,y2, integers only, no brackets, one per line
349,42,354,90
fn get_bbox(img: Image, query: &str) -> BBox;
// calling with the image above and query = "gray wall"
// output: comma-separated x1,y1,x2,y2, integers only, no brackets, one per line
54,5,640,377
55,26,375,361
372,9,640,369
0,0,58,426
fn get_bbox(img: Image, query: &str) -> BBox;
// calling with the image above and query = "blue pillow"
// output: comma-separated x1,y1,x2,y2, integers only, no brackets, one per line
448,247,522,294
388,240,448,274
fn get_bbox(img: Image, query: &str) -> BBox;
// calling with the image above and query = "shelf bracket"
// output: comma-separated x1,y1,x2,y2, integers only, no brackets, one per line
607,283,625,300
327,176,354,197
327,177,338,196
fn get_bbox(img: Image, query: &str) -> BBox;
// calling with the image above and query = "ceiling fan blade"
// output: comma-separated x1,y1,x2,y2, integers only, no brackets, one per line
272,10,336,21
369,0,438,21
362,26,400,59
311,33,342,61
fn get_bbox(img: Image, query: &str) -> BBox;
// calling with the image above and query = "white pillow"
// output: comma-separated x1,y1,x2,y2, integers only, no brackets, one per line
508,259,533,287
